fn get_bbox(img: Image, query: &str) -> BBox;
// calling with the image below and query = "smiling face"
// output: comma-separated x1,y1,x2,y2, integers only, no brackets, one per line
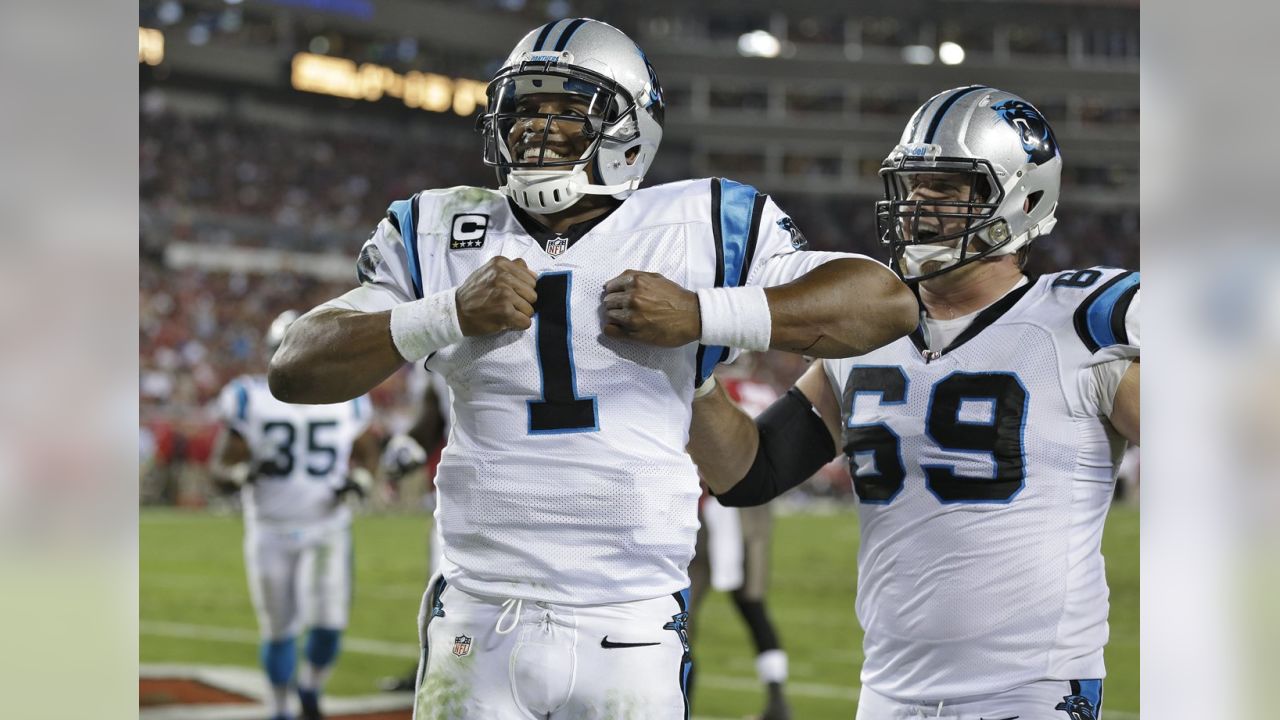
505,92,597,170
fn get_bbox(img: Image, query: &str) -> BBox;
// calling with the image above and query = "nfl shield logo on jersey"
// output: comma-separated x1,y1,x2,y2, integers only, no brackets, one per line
546,236,569,257
452,635,472,657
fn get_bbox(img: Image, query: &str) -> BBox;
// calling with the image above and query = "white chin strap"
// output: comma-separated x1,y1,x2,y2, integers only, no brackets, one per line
901,243,965,278
503,166,642,215
901,226,1025,278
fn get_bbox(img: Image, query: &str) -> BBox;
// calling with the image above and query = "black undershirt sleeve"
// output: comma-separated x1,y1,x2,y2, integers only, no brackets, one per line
711,388,838,507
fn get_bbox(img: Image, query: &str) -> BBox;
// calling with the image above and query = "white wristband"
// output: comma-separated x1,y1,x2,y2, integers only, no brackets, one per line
696,286,772,351
348,467,375,493
389,288,465,362
227,462,251,487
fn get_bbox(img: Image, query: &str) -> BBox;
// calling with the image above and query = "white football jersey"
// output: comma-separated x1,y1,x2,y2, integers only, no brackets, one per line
218,375,373,527
353,178,850,604
824,267,1140,701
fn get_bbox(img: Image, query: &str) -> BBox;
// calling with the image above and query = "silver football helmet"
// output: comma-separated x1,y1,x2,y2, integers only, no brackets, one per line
875,86,1062,282
478,18,665,214
265,310,299,353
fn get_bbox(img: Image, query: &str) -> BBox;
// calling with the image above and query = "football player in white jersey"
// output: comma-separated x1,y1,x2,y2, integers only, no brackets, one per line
687,87,1139,720
210,310,380,720
267,18,917,720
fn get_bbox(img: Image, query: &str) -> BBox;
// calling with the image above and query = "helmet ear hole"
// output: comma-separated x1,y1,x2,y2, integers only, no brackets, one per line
1026,190,1044,213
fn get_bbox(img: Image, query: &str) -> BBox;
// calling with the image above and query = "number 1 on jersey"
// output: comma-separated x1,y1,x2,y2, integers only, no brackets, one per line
528,271,599,434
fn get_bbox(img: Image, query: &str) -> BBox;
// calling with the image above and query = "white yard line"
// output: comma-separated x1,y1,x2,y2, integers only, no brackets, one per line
140,622,1140,718
141,620,420,659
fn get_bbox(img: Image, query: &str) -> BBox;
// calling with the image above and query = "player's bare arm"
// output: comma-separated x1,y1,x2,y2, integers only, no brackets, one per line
688,360,842,503
209,425,253,490
602,258,917,357
410,382,447,451
1109,361,1139,445
335,425,384,501
350,426,382,476
269,257,538,404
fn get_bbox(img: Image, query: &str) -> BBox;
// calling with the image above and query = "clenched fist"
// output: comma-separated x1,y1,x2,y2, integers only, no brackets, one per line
456,257,539,336
601,270,701,347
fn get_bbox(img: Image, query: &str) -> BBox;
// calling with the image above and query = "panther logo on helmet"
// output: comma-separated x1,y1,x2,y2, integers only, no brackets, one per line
992,99,1059,165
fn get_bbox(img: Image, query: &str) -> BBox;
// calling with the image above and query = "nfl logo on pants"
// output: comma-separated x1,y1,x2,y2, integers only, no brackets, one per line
452,635,472,657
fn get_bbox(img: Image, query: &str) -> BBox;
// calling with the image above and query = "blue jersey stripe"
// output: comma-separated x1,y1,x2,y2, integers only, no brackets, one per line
1077,679,1103,710
553,18,588,51
924,85,987,143
235,383,249,421
387,195,423,299
1085,271,1140,349
717,179,757,287
697,179,762,384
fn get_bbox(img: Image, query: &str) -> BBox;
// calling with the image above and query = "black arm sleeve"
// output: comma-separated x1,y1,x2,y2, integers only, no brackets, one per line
711,388,838,507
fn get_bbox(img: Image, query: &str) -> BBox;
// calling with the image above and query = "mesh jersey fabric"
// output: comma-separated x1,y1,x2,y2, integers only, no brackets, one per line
823,267,1139,700
356,178,858,604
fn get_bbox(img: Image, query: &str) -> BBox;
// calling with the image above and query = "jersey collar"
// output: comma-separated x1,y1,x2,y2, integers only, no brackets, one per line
506,197,622,254
909,275,1037,361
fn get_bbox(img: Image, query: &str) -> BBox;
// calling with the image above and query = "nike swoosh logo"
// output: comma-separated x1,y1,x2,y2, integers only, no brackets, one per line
600,636,661,649
979,716,1019,720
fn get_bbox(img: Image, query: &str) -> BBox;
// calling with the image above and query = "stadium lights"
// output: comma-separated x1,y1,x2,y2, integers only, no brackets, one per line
939,41,966,65
290,52,488,116
156,0,182,25
902,44,935,65
737,30,781,58
139,27,164,66
187,24,211,46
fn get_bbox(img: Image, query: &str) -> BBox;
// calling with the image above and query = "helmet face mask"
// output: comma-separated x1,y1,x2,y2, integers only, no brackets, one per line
877,86,1062,283
876,152,1013,282
479,20,665,214
480,61,639,172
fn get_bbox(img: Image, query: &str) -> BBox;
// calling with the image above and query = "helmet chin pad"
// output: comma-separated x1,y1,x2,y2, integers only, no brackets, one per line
502,166,590,214
501,159,645,214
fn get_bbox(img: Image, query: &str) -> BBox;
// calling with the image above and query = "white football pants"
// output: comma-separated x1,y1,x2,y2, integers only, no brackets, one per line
856,678,1105,720
412,576,692,720
244,519,352,639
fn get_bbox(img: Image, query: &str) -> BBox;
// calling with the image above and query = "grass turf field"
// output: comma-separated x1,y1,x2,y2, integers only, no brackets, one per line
141,504,1139,718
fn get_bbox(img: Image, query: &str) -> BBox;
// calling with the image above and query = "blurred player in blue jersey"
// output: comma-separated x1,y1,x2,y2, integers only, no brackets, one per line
268,18,918,719
210,310,380,720
688,87,1139,720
